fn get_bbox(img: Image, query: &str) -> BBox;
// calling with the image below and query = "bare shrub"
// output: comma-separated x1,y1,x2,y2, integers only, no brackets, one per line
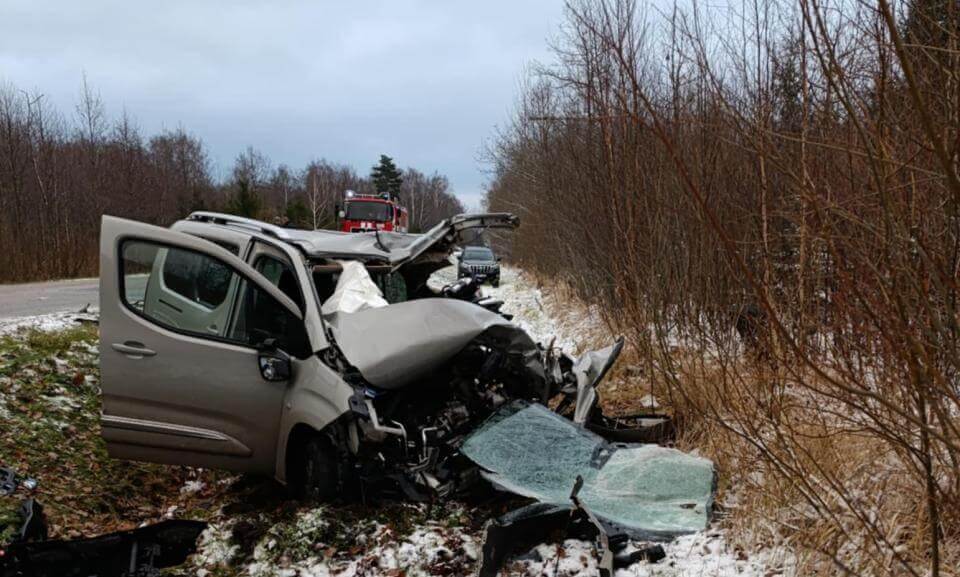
487,0,960,574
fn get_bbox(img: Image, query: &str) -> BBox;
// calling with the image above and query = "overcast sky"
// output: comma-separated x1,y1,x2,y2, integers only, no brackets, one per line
0,0,567,209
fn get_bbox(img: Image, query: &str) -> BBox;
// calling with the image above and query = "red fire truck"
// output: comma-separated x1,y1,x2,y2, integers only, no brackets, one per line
337,191,409,233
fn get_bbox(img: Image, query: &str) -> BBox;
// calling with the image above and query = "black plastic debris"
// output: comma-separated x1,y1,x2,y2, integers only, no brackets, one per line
477,476,669,577
586,410,676,444
1,519,207,577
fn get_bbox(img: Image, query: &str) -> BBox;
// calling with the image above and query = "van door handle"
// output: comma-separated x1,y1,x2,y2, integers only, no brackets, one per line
111,342,157,358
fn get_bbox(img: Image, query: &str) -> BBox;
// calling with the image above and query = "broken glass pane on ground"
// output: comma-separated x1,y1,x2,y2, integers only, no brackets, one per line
461,401,715,540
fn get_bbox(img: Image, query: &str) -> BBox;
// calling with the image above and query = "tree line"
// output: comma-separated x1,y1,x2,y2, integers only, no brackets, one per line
486,0,960,574
0,80,463,283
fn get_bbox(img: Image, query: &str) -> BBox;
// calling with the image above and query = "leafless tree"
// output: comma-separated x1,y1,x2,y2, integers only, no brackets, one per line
486,1,960,574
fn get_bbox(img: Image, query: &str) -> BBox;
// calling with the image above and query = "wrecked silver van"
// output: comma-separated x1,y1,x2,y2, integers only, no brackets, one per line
98,212,627,503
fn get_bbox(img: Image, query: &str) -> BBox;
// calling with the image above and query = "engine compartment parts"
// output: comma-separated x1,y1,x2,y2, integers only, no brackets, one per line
461,401,716,539
326,297,631,501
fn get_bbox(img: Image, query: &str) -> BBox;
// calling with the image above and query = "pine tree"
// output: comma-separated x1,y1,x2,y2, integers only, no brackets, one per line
370,154,403,199
226,178,262,218
285,197,311,228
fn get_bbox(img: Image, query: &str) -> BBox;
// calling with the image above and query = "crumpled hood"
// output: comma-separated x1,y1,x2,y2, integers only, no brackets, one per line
326,299,531,389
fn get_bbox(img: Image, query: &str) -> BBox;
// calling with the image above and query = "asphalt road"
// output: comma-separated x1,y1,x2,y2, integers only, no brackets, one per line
0,277,99,319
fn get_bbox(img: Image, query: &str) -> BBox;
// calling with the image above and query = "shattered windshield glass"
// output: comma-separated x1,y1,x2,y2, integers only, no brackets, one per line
461,401,715,539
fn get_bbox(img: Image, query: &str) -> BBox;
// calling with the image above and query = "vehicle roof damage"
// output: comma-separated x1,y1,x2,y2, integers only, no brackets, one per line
188,211,518,298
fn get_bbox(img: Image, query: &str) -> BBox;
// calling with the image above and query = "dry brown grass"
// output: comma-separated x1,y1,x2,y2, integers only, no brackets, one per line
616,341,958,575
531,266,959,575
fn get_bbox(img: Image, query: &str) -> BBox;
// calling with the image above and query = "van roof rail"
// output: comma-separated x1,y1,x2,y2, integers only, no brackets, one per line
186,211,295,241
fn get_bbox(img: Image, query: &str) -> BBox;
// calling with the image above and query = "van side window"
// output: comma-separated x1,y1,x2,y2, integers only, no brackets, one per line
162,249,233,309
120,240,309,357
122,241,237,337
228,278,310,358
254,255,304,312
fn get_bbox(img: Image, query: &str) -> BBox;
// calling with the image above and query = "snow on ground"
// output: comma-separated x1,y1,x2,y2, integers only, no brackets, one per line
2,267,792,576
0,311,92,423
429,264,604,353
0,310,98,336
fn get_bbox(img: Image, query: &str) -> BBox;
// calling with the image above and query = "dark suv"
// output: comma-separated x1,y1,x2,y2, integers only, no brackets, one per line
458,246,501,286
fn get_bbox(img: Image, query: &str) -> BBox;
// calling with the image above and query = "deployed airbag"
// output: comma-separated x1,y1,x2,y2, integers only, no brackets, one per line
321,260,389,315
461,401,715,539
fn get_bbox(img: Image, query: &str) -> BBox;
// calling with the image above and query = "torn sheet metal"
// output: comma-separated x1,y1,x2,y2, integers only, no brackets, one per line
461,401,715,540
321,260,389,315
193,212,519,265
572,338,624,424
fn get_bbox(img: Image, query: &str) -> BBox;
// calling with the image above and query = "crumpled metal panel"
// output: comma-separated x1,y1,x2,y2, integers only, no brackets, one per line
461,401,715,539
239,212,519,266
572,338,623,424
326,299,528,389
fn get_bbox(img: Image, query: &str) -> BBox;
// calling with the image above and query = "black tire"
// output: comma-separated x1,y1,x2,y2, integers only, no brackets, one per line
291,434,340,502
492,278,500,287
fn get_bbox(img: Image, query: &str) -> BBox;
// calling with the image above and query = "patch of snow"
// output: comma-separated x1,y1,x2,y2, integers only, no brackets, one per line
639,394,661,409
180,480,206,494
194,522,240,567
0,311,97,336
494,269,606,355
514,539,601,576
618,532,795,576
298,525,479,577
49,356,70,373
44,394,80,411
509,533,794,577
427,264,605,354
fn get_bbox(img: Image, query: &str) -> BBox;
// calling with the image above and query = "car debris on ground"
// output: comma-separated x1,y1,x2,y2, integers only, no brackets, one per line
1,465,207,577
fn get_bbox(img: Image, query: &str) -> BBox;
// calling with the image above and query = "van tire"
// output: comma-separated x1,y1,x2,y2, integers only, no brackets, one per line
290,433,340,502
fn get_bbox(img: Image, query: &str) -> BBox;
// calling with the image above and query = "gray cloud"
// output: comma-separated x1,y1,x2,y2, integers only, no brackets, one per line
0,0,565,208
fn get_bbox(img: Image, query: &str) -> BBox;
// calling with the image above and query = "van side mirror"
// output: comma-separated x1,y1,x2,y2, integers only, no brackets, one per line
497,256,502,262
258,339,291,381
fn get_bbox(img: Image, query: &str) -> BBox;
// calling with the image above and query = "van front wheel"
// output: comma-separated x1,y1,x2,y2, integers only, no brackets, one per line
290,434,340,502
